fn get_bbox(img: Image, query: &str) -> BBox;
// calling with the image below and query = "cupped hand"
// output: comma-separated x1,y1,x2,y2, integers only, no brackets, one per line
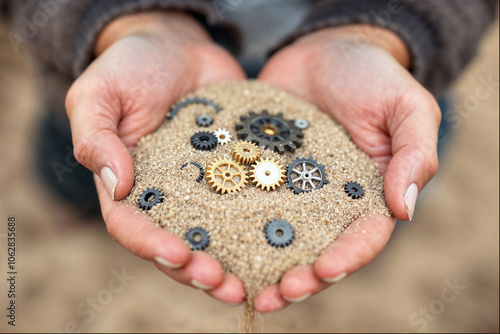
65,11,247,305
254,24,440,311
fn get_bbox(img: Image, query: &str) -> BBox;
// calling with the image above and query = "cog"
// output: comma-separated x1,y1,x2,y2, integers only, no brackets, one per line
180,162,205,183
196,114,214,127
250,158,286,191
232,141,261,165
264,219,294,248
185,227,210,251
286,157,329,194
168,97,222,120
191,131,218,151
207,157,248,194
138,188,164,210
345,181,365,199
214,128,232,146
235,110,304,155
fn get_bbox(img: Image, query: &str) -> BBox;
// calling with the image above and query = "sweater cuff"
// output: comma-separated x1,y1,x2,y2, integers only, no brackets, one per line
73,0,240,76
275,0,437,85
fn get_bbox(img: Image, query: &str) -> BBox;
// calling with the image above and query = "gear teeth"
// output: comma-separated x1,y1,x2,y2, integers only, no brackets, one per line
286,157,328,194
138,187,164,210
250,158,286,191
232,141,261,165
345,181,364,199
207,157,248,194
185,227,210,251
181,162,204,183
264,219,294,248
191,131,218,151
169,97,222,120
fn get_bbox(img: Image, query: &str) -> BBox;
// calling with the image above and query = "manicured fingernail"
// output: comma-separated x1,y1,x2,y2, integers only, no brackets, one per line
283,293,311,303
322,272,347,284
191,279,213,290
404,183,418,221
100,167,118,200
154,256,183,269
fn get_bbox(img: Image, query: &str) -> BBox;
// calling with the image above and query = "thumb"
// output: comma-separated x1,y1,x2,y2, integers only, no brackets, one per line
384,92,441,221
66,96,134,201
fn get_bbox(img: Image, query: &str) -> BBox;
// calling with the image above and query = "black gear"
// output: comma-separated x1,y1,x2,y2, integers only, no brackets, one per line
169,97,222,120
181,162,205,183
264,219,294,248
235,110,303,155
344,181,365,199
191,131,218,151
185,227,210,251
286,157,328,194
196,114,214,127
138,188,164,210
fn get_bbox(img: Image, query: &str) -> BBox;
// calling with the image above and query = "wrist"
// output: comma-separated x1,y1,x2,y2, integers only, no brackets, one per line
94,11,211,56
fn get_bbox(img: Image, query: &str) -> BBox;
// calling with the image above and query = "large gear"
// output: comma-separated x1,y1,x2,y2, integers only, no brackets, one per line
190,131,218,151
235,110,304,155
250,158,286,191
138,188,164,210
168,97,222,120
286,157,329,194
214,128,232,146
207,157,248,194
180,162,205,183
344,181,365,199
264,219,294,248
232,141,261,165
185,227,210,251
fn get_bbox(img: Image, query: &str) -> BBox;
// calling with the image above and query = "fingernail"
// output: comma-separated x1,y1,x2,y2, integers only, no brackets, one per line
154,256,183,269
283,293,311,303
100,167,119,200
191,279,213,290
321,272,347,284
404,183,419,221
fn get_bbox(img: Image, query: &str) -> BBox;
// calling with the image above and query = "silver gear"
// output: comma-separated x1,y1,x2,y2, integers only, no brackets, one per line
213,128,232,145
286,157,328,194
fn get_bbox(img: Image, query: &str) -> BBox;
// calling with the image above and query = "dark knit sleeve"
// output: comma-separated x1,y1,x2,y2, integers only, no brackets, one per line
277,0,498,96
5,0,239,78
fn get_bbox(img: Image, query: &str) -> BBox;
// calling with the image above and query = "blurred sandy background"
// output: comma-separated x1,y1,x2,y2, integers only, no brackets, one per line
0,17,498,333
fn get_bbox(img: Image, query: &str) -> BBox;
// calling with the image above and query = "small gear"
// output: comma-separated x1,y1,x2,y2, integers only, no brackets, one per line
264,219,294,248
235,110,304,155
191,131,218,151
180,162,204,183
286,157,329,194
196,114,214,127
207,157,248,194
214,128,232,145
185,227,210,251
168,97,222,120
138,188,164,210
232,141,261,165
250,158,286,191
294,118,309,130
345,181,365,199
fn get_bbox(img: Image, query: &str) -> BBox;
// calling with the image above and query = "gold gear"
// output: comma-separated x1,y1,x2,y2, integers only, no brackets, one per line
232,141,261,165
250,158,286,191
207,157,248,194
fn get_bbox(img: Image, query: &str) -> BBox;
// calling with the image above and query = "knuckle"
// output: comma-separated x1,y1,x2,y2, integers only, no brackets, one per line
73,131,102,168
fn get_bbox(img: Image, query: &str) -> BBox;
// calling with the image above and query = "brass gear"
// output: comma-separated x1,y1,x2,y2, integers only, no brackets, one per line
232,141,261,165
207,157,248,194
250,158,286,191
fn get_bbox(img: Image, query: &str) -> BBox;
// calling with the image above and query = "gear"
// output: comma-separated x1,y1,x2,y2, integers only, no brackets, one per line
344,181,365,199
185,227,210,251
214,128,232,146
235,110,304,155
138,188,164,210
250,158,286,191
232,141,261,165
168,97,222,120
180,162,204,183
207,157,248,194
286,157,329,194
191,131,218,151
264,219,294,248
196,114,214,127
294,118,309,130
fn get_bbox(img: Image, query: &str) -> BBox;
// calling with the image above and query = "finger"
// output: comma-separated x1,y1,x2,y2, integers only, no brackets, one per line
384,92,441,220
95,174,190,267
254,284,288,313
279,265,327,303
155,251,224,291
204,273,246,305
314,214,396,282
